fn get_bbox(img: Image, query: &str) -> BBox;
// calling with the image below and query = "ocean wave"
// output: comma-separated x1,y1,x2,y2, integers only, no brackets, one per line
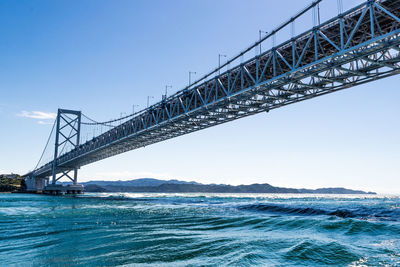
1,194,399,266
237,203,400,221
284,240,360,265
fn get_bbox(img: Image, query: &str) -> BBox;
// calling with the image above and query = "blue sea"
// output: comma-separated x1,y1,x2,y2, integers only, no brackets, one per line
0,193,399,266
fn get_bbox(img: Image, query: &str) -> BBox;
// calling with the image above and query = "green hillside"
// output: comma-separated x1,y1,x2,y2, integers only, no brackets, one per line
0,174,25,192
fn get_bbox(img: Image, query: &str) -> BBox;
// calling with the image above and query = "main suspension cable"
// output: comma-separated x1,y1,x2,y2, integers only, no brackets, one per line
33,118,56,171
81,112,134,127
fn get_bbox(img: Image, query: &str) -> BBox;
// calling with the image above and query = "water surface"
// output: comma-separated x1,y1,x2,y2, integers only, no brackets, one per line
0,193,399,266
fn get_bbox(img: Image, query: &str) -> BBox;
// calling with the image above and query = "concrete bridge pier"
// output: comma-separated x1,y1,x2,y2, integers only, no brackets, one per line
25,176,84,195
43,184,84,195
25,176,49,193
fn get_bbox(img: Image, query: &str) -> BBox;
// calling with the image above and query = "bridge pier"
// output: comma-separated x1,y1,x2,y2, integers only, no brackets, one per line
43,184,84,195
25,176,49,193
25,175,84,195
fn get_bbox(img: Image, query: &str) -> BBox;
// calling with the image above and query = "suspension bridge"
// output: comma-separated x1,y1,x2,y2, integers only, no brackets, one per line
24,0,400,194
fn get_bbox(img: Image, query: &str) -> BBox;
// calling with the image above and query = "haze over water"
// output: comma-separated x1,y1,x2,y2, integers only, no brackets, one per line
1,193,399,266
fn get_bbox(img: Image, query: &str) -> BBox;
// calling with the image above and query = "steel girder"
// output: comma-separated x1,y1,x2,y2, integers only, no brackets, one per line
30,0,400,178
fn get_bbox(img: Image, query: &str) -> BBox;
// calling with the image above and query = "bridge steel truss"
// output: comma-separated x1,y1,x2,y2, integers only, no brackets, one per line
29,0,400,179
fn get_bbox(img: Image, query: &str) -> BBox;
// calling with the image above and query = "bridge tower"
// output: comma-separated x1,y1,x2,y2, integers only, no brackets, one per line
44,109,84,194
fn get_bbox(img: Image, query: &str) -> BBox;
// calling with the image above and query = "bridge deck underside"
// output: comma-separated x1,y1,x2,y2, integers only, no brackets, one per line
32,0,400,178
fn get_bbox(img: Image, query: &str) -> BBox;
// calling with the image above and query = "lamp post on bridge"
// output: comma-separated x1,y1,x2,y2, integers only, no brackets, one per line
164,85,172,100
147,96,154,108
120,112,126,122
259,30,268,55
132,104,139,115
189,71,196,87
337,0,343,14
218,54,227,75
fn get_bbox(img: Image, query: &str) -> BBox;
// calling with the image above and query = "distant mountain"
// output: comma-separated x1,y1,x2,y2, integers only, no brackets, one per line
82,178,200,187
84,184,108,192
80,179,376,194
61,178,200,187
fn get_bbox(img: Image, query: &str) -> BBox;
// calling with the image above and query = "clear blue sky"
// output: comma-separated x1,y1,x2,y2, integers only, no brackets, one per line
0,0,399,193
